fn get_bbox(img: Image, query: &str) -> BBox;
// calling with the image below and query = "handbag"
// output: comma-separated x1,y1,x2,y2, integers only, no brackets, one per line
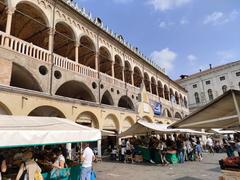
19,162,28,180
90,171,96,180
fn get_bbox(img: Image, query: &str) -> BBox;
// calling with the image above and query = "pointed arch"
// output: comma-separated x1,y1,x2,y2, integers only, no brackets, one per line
55,80,96,102
10,63,42,92
28,105,65,118
142,116,153,123
122,116,135,132
54,21,75,61
0,1,7,32
99,46,112,76
101,90,114,105
79,35,96,69
133,66,142,87
124,61,132,84
118,95,134,110
12,1,49,49
175,91,179,104
163,108,172,118
103,114,120,132
114,55,123,80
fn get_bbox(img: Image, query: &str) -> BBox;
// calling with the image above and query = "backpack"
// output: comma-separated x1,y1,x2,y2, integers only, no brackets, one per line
19,162,28,180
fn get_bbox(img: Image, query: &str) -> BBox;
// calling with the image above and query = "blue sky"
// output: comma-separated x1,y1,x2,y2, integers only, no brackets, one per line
76,0,240,79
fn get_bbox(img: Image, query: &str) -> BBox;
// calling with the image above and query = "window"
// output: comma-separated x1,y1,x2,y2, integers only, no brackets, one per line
194,92,200,104
222,85,227,93
193,84,197,88
220,76,225,81
208,89,214,101
236,72,240,77
206,80,211,85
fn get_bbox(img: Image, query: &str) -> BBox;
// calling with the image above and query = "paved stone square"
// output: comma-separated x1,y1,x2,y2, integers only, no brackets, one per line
94,153,226,180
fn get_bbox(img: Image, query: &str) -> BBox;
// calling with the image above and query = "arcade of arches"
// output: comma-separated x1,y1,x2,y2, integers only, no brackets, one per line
0,0,188,108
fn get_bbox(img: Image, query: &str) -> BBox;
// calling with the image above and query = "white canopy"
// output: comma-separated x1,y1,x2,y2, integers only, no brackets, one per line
119,120,206,137
0,115,101,148
209,129,236,134
170,90,240,130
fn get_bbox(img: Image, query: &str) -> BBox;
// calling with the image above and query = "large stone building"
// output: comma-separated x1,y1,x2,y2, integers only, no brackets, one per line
177,61,240,112
0,0,189,134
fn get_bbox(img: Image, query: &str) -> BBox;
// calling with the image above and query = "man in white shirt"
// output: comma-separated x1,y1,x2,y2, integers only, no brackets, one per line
81,143,95,180
206,137,214,154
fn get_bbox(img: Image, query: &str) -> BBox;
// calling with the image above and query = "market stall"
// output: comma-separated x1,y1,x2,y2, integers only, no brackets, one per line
119,119,207,164
170,90,240,179
0,115,101,179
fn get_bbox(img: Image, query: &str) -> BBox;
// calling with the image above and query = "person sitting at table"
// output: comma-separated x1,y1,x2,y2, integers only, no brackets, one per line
16,151,42,180
52,148,66,169
0,154,7,180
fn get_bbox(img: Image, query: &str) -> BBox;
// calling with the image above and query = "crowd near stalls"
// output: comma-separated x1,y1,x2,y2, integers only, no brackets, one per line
0,115,101,180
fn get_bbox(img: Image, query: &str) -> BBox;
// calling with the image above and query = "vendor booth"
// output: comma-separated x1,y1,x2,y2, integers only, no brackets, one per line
0,115,101,180
119,119,207,164
170,90,240,179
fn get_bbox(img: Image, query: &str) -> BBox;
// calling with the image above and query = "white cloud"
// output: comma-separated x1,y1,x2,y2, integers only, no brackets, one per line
148,0,192,11
150,48,177,73
187,54,197,65
204,10,239,25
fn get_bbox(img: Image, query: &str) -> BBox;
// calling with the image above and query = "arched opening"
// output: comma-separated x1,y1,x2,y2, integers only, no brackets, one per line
55,81,96,102
194,92,200,104
144,72,150,92
101,91,114,105
163,109,172,118
122,116,134,132
151,77,157,95
76,111,99,129
222,85,227,93
175,112,182,120
99,46,112,76
164,85,169,101
133,66,142,88
0,102,12,115
11,2,49,49
118,96,134,110
124,61,132,84
170,88,175,103
114,55,123,80
142,116,153,122
157,81,164,98
207,89,213,101
179,94,183,106
54,22,75,61
79,35,96,69
175,91,179,104
0,1,7,32
184,97,188,107
28,106,65,118
10,63,42,92
103,114,120,132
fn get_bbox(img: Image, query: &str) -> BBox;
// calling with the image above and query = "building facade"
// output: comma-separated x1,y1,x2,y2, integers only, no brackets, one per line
176,61,240,112
0,0,189,134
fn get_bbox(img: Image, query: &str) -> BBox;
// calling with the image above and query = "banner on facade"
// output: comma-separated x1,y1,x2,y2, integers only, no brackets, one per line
150,100,162,116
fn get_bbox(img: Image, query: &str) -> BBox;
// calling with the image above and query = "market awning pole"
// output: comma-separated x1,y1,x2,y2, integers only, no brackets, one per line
232,91,240,125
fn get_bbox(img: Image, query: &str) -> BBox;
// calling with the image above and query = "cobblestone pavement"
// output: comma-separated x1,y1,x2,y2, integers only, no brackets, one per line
94,153,226,180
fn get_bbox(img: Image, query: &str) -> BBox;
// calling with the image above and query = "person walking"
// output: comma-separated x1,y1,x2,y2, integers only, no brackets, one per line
235,139,240,157
206,136,214,154
81,143,95,180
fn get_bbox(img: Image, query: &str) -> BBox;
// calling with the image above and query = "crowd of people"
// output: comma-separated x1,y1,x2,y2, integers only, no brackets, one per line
109,133,240,165
0,143,95,180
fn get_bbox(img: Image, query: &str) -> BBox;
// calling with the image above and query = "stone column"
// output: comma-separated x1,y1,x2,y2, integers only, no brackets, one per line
122,66,125,82
97,139,102,157
95,51,99,71
112,62,115,77
5,8,15,34
48,28,55,53
131,71,134,85
75,42,79,63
